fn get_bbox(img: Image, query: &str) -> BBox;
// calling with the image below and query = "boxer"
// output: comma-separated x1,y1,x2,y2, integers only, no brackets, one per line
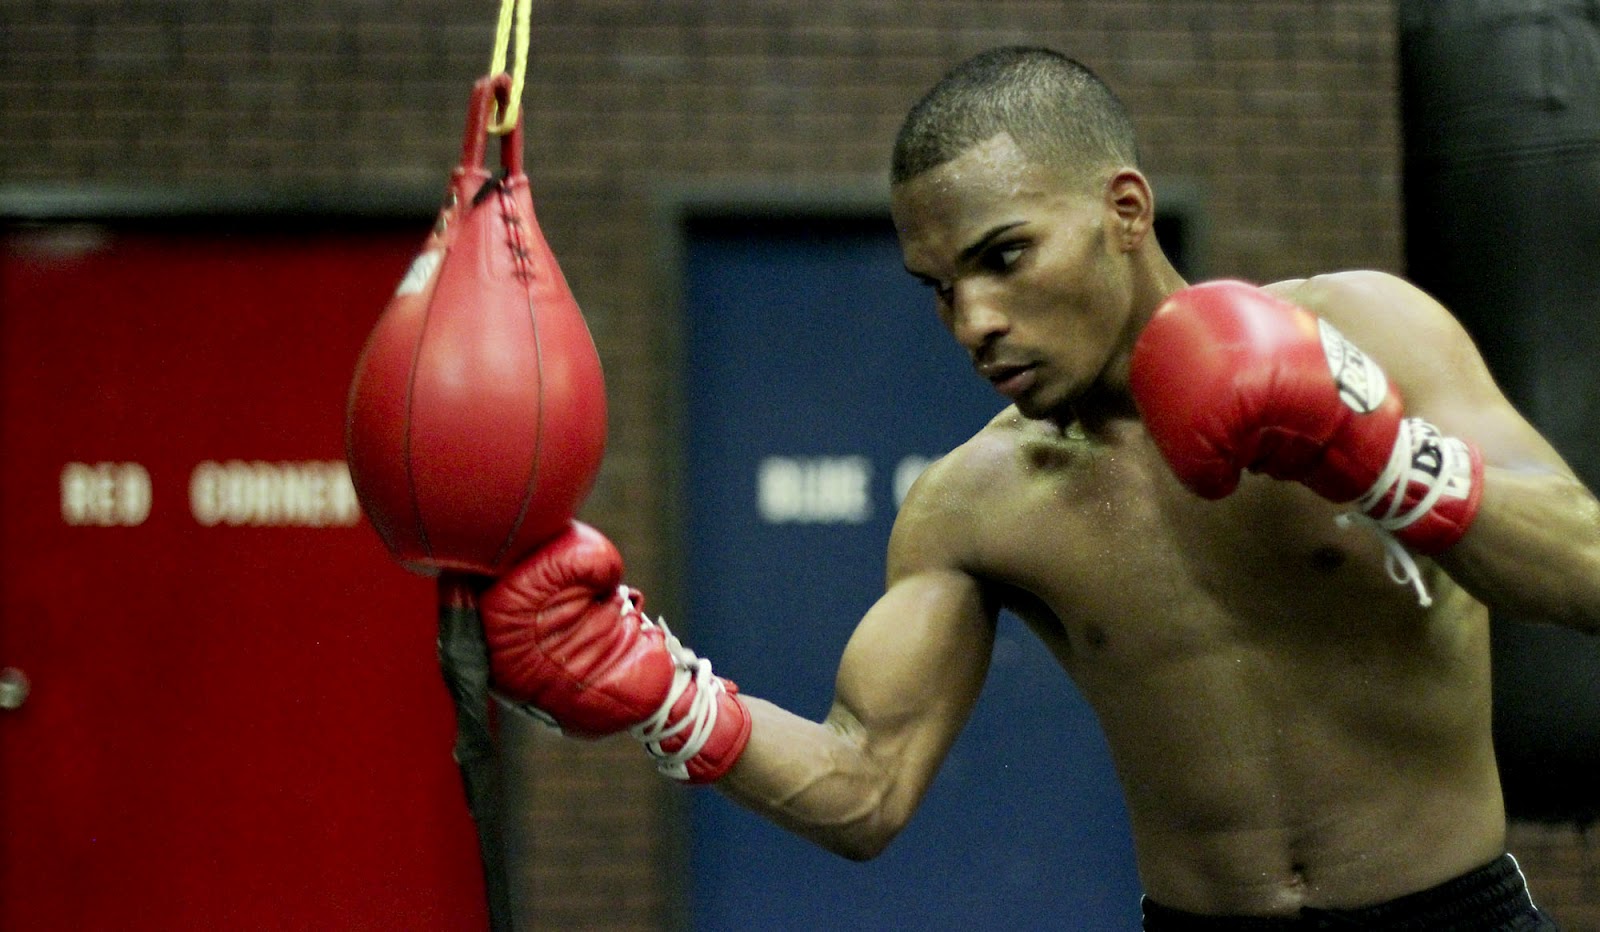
480,47,1599,928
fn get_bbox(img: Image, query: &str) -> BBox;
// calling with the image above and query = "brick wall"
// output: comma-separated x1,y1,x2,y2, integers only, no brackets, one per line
2,1,1593,928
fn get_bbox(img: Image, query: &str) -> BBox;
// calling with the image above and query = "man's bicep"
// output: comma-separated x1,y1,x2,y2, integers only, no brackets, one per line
826,569,997,790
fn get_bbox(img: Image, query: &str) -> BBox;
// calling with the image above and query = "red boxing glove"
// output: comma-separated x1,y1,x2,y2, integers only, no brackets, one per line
479,522,751,783
1130,281,1483,597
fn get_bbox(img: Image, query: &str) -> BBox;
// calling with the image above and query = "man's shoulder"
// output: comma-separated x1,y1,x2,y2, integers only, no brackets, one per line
1261,270,1477,394
1262,270,1445,333
886,407,1032,568
1265,269,1405,308
917,406,1032,494
1254,270,1519,454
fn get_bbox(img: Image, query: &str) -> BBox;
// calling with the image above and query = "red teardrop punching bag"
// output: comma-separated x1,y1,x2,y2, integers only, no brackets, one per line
346,74,607,576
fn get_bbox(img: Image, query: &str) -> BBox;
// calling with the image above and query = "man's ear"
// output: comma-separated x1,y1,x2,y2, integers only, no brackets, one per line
1105,169,1155,251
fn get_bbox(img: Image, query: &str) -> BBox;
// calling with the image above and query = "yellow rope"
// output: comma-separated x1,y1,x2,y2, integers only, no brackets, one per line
486,0,531,135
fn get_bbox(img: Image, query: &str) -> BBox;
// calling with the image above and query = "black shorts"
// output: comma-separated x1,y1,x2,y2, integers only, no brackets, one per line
1141,853,1559,931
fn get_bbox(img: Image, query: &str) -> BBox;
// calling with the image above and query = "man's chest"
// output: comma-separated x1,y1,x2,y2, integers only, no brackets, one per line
973,431,1402,663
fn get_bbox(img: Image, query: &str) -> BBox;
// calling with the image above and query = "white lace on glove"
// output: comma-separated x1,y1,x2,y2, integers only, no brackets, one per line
627,597,727,781
1335,417,1470,608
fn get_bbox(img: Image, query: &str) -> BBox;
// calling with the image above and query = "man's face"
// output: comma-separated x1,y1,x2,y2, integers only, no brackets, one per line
891,133,1133,420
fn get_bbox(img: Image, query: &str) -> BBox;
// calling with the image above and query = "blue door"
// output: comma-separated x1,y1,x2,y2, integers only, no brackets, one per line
679,212,1142,930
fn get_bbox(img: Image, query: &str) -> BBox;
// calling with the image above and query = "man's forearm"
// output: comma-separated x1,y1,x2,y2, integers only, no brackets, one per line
1439,466,1600,633
715,696,910,861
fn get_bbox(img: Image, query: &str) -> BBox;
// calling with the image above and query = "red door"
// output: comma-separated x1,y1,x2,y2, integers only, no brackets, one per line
0,221,488,930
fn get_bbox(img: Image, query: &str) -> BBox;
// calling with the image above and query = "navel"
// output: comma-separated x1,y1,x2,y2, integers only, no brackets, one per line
1289,862,1309,890
1309,546,1346,572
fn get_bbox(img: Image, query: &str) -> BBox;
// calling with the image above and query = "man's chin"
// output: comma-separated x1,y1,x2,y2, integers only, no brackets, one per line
1010,392,1067,423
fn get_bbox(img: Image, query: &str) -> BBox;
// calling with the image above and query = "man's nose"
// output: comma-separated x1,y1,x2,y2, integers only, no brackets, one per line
949,287,1010,351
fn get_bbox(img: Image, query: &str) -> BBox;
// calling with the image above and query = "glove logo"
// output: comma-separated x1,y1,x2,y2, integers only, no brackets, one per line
1317,319,1388,414
1413,431,1445,481
1404,420,1474,502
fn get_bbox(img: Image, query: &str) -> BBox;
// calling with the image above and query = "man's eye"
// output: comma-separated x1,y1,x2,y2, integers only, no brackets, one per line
987,244,1025,271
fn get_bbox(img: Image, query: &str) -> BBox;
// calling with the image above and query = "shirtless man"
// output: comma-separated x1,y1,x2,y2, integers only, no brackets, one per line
476,47,1600,927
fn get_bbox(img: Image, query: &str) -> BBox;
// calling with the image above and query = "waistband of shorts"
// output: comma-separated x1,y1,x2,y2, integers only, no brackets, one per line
1141,853,1538,931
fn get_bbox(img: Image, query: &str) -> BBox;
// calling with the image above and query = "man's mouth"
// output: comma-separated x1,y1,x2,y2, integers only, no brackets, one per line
980,362,1037,399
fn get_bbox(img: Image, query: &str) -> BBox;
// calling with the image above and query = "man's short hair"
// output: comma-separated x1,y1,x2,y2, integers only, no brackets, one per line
892,46,1139,185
